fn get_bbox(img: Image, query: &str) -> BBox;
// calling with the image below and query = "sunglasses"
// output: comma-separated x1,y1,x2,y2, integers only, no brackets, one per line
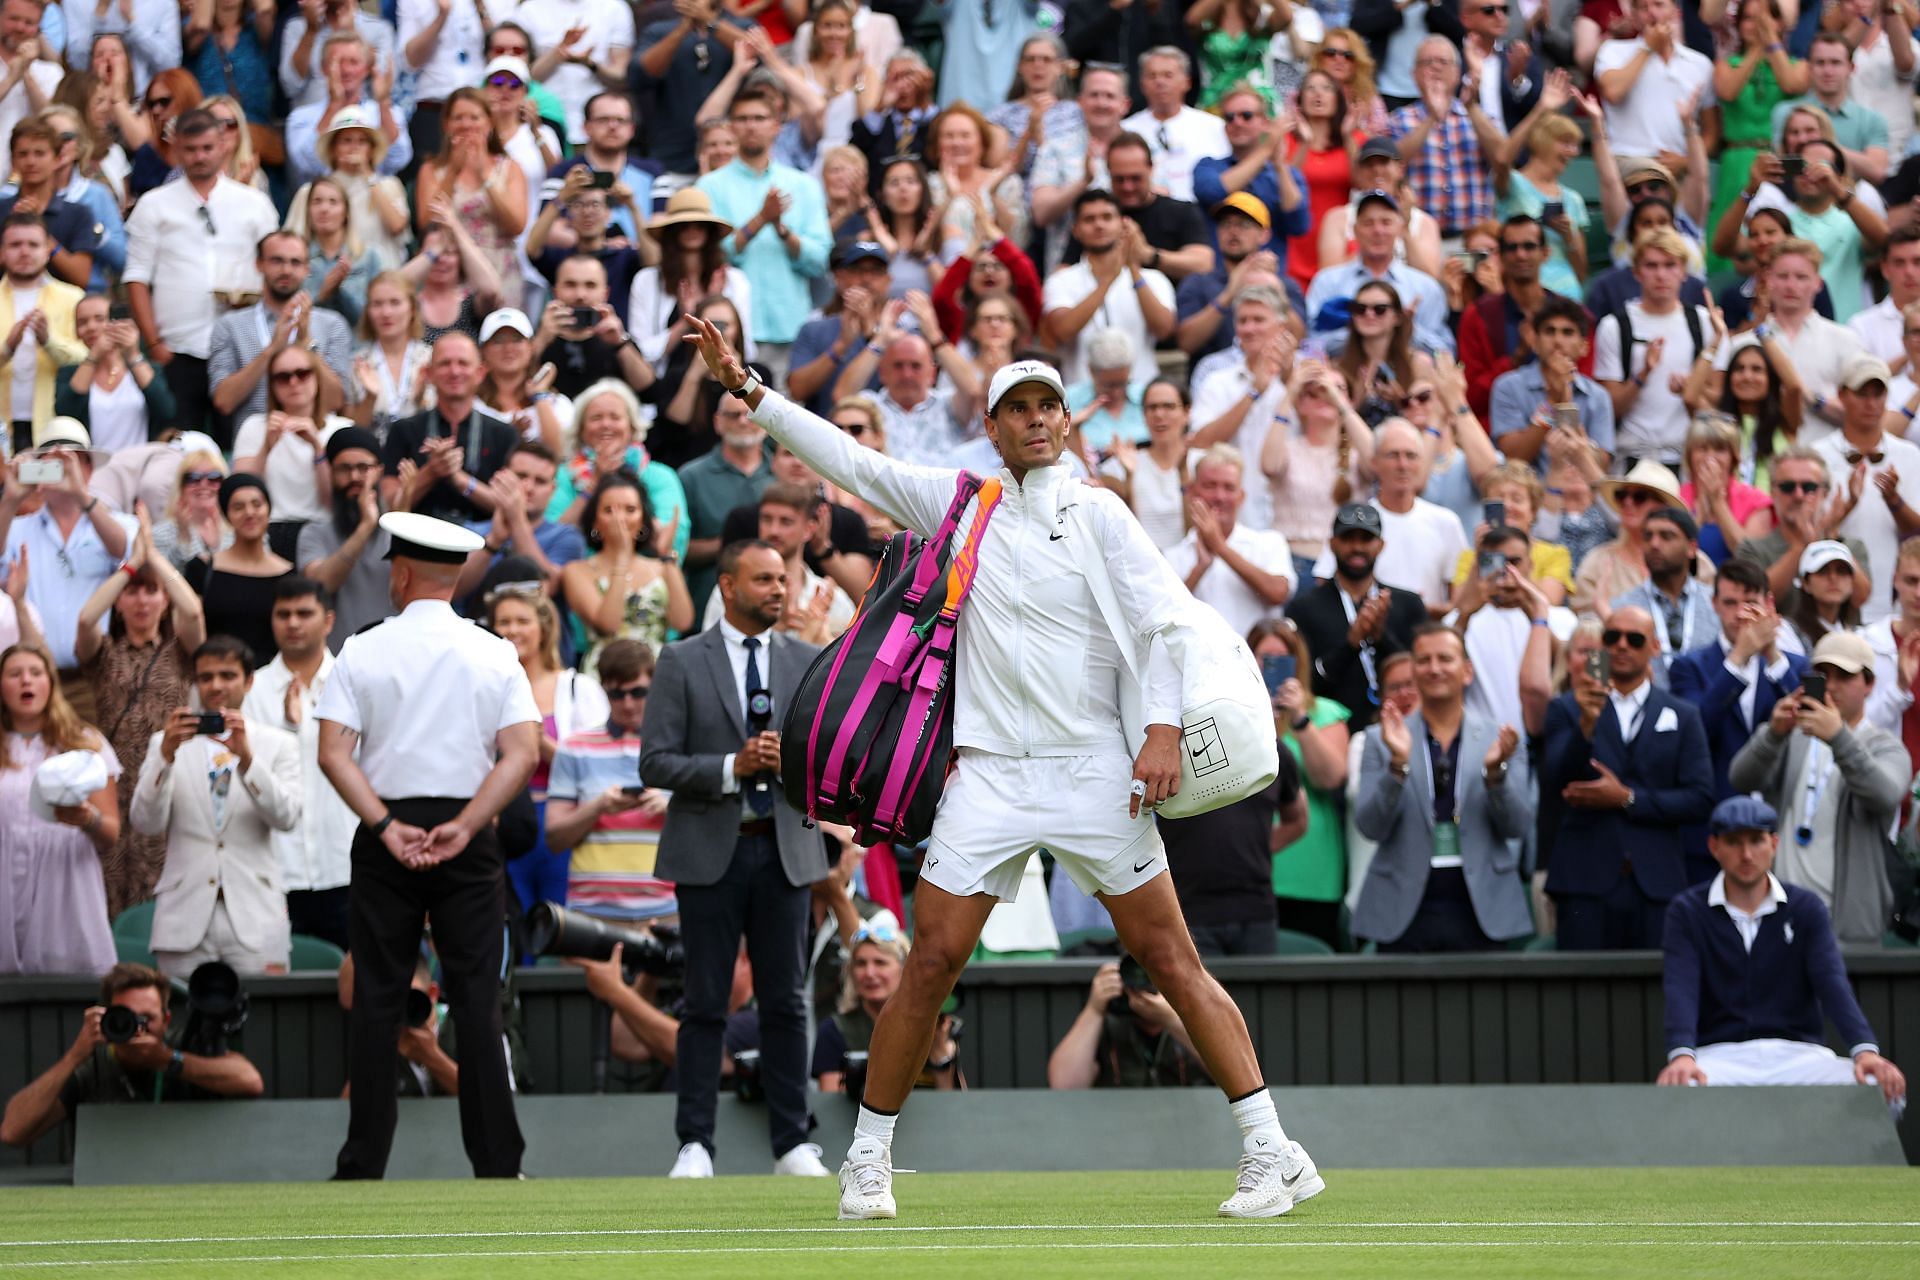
605,685,651,703
1500,240,1544,253
851,920,903,945
56,130,76,145
145,97,172,112
271,367,316,384
1407,389,1435,404
1601,629,1650,649
1625,181,1668,198
1477,3,1509,11
196,205,218,236
1845,449,1887,465
1616,488,1663,506
182,470,223,484
486,73,524,89
1321,47,1355,60
835,420,871,435
1352,301,1398,318
213,118,239,132
1775,479,1824,495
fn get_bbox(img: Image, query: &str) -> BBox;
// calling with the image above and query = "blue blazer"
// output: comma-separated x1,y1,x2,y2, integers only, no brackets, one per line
1662,880,1878,1056
1667,639,1809,802
1540,686,1716,900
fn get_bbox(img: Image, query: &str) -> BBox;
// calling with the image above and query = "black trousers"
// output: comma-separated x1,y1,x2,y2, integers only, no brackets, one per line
1554,873,1668,951
1189,918,1279,957
335,798,523,1179
161,354,217,445
1378,868,1498,954
675,832,811,1159
288,885,351,953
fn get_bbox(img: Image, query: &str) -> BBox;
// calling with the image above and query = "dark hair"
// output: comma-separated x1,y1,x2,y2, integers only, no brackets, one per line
1105,130,1154,164
717,537,781,580
433,87,504,168
256,228,305,260
1410,619,1466,654
1531,294,1589,336
1143,376,1191,411
595,637,655,687
1746,206,1794,238
1644,505,1699,543
1887,224,1920,254
194,634,257,677
759,480,818,516
100,962,169,1015
1717,339,1790,473
0,210,46,239
729,81,784,119
1338,279,1414,415
1478,523,1530,551
1286,69,1349,152
1628,196,1677,238
583,91,630,123
877,156,933,245
1715,556,1770,597
272,574,332,611
171,106,220,141
508,439,557,466
579,469,655,553
1501,212,1544,240
1072,187,1122,220
1785,562,1862,640
8,116,56,152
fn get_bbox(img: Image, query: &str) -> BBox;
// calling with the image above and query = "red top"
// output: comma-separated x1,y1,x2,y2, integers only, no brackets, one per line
1284,138,1355,294
932,237,1044,342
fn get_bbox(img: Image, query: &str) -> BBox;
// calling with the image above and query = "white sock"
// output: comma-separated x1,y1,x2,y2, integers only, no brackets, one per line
852,1105,897,1152
1229,1088,1287,1149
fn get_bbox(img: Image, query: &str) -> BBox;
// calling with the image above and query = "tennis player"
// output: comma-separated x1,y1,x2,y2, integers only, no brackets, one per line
684,318,1324,1220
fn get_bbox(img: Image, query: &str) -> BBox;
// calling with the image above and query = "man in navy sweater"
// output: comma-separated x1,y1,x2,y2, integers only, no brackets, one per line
1658,796,1907,1111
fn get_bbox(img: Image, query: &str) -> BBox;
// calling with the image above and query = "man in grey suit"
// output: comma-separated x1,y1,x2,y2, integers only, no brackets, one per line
638,539,829,1179
1352,624,1535,952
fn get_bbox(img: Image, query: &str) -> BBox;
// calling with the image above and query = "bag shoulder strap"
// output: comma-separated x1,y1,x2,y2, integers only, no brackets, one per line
927,471,1003,622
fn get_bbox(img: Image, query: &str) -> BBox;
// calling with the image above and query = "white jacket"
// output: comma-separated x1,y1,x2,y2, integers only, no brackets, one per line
751,391,1184,758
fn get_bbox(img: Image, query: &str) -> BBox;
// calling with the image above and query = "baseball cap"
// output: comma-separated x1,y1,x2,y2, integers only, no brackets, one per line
831,240,889,270
1708,795,1778,836
1620,158,1676,187
1332,502,1383,538
1810,630,1875,675
986,359,1066,415
1797,539,1857,578
1840,353,1893,391
1355,188,1400,214
1213,191,1271,230
479,308,534,343
1357,136,1399,162
483,55,531,86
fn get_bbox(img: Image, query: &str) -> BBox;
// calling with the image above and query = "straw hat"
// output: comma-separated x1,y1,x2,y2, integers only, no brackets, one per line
316,105,390,171
1599,459,1683,515
645,188,733,238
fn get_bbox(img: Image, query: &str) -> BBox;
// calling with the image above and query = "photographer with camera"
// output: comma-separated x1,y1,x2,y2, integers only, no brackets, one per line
1046,958,1210,1090
0,962,263,1150
565,938,751,1084
815,921,963,1095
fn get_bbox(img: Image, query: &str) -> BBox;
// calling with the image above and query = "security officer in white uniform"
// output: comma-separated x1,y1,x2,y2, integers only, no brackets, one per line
682,318,1323,1223
315,512,541,1180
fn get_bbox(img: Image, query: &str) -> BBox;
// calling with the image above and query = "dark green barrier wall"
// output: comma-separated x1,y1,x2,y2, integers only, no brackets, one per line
6,951,1917,1171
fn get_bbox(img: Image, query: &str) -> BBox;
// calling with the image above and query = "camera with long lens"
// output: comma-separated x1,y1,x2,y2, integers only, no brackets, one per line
406,987,435,1028
177,961,249,1058
100,1005,152,1044
1108,953,1157,1017
525,902,685,978
732,1048,763,1103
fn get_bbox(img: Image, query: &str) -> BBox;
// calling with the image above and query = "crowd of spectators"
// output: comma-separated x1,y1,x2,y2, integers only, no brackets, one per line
0,0,1915,1119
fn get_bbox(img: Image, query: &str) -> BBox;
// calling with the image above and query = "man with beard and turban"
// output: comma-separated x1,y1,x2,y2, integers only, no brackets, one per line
298,426,395,649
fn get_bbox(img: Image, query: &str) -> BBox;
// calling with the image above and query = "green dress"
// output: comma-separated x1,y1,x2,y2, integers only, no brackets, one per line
1198,27,1271,109
1271,697,1352,905
1709,56,1791,277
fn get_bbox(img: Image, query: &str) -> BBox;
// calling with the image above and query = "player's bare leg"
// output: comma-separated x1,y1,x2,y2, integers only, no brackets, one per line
1100,873,1325,1217
838,881,998,1220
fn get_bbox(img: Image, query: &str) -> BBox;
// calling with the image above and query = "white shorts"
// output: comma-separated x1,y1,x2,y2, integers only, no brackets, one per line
920,750,1165,902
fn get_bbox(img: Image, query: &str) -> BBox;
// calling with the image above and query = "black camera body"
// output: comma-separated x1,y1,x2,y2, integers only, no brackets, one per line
732,1048,763,1103
1108,953,1157,1017
406,987,434,1028
100,1005,152,1044
525,902,685,979
841,1049,869,1100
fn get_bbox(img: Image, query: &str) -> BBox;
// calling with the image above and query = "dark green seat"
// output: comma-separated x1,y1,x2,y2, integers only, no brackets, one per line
112,900,153,943
287,933,346,972
1524,934,1559,952
1273,928,1335,957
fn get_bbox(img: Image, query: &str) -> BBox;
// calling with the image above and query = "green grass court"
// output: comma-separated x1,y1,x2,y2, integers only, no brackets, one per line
3,1167,1916,1277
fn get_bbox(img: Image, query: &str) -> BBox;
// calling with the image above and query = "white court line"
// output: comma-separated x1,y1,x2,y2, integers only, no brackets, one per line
6,1221,1918,1249
0,1240,1915,1269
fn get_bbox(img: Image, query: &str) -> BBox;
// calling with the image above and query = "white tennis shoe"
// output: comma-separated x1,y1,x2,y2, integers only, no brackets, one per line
837,1138,896,1219
774,1143,832,1176
668,1142,714,1179
1217,1134,1322,1218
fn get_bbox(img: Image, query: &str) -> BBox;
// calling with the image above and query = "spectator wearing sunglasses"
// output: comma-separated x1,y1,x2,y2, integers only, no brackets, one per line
1541,603,1715,948
815,919,963,1092
1733,448,1870,623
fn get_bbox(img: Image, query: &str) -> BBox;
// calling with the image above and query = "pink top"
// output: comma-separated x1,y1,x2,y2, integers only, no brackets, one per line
1272,428,1363,557
1678,480,1772,526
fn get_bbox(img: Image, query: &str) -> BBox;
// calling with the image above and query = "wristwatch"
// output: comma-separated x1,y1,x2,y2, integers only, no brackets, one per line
727,372,763,401
166,1049,185,1079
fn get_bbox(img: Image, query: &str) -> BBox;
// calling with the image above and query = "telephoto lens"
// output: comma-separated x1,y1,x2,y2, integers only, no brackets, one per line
406,987,434,1028
100,1005,148,1044
842,1050,870,1100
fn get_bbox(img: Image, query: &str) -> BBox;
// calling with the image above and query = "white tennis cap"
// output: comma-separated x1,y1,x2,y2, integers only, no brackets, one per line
986,359,1066,415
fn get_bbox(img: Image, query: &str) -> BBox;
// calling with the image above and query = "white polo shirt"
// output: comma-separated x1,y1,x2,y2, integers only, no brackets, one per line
122,175,280,360
1121,105,1228,204
1847,293,1908,364
1593,37,1713,157
315,598,539,797
1040,263,1174,387
1164,523,1297,639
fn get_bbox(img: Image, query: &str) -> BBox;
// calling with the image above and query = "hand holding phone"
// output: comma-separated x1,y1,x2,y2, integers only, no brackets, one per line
1483,500,1506,529
194,711,228,736
1261,653,1297,697
1800,671,1827,705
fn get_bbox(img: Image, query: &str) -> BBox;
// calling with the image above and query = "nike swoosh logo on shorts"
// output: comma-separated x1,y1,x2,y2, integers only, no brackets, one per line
1132,856,1156,873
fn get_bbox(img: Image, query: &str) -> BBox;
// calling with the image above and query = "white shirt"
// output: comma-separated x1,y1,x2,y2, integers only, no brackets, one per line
397,0,488,103
1609,674,1653,742
1847,294,1909,364
1461,605,1576,729
0,60,62,177
230,415,352,525
315,598,539,796
1707,870,1787,952
1,506,139,668
1812,429,1920,622
714,617,777,801
1862,618,1916,730
629,266,755,367
1121,105,1227,204
1593,37,1713,157
1040,263,1175,387
1852,33,1917,160
1593,300,1715,462
1163,523,1296,639
1716,313,1864,442
86,368,150,454
506,0,635,143
1187,345,1287,530
7,280,38,420
243,651,356,892
1309,497,1470,607
122,176,281,360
